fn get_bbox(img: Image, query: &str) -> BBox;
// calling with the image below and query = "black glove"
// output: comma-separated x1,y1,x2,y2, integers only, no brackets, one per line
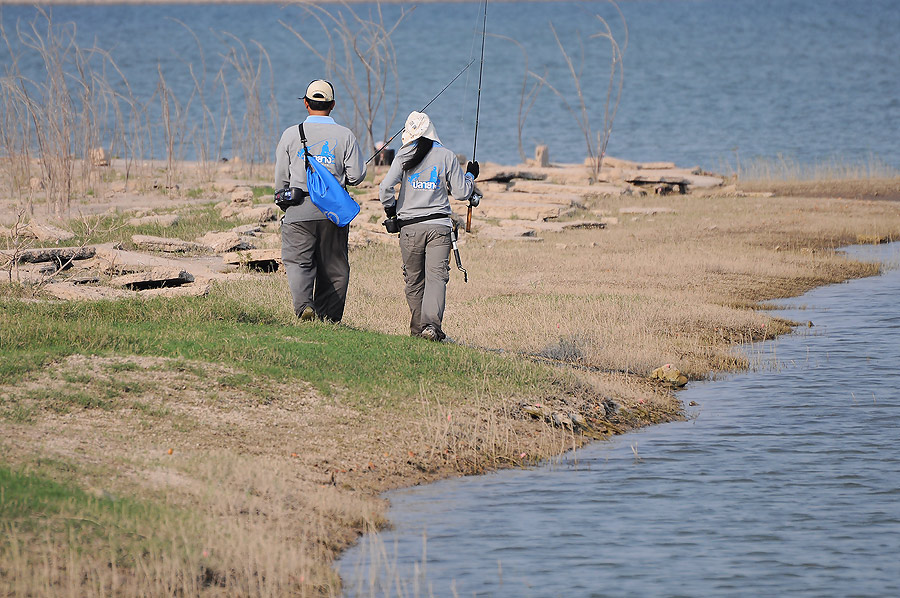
384,204,397,219
466,160,480,180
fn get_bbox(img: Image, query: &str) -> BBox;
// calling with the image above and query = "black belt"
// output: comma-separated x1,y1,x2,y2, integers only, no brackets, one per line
397,212,450,229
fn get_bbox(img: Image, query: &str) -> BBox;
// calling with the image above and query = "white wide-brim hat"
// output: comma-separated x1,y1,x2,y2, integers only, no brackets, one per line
401,111,441,145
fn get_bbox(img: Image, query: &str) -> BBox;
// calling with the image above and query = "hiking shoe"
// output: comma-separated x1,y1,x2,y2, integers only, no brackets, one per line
299,306,316,321
420,325,438,341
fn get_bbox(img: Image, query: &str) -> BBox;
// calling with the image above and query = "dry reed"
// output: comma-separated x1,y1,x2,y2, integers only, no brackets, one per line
0,10,279,214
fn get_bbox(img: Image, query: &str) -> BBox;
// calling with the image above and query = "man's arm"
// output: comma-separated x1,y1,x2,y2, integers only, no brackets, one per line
343,134,367,186
274,130,291,189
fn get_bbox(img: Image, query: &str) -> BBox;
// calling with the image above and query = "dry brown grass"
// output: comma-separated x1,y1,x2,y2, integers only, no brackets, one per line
346,191,897,381
3,174,900,596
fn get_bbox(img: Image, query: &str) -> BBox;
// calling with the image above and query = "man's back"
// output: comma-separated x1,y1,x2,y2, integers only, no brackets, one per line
275,116,365,223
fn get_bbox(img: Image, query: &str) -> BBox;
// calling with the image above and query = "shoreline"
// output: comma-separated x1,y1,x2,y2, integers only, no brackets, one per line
2,159,900,595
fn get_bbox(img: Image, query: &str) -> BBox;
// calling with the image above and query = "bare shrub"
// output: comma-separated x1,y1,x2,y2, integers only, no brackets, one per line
0,10,279,207
530,1,627,180
281,1,412,153
488,33,545,163
0,9,149,211
1,209,30,283
218,32,278,176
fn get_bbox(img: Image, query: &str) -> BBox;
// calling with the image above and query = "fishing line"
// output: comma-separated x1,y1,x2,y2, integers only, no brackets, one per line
365,58,476,165
459,1,486,129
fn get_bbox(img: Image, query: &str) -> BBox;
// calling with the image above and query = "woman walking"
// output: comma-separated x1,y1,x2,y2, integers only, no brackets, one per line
379,111,480,341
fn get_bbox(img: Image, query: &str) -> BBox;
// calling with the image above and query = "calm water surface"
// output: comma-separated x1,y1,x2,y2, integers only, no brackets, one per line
339,243,900,597
1,0,898,169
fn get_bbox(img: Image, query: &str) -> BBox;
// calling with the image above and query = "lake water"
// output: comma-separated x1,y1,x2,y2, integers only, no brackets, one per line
338,242,900,597
1,0,898,170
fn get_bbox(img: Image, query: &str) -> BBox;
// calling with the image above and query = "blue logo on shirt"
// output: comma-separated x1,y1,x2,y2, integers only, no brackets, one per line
316,141,336,165
297,140,336,165
408,166,440,190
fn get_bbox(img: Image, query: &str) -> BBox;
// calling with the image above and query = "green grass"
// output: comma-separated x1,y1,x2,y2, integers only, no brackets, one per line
0,465,200,567
252,185,275,199
103,360,140,373
23,387,114,413
0,283,580,412
66,204,258,248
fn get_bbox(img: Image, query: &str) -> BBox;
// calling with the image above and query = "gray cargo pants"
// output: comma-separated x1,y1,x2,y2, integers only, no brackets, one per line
281,220,350,322
399,223,452,338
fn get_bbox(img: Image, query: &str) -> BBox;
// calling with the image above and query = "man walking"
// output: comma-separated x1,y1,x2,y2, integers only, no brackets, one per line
275,80,366,322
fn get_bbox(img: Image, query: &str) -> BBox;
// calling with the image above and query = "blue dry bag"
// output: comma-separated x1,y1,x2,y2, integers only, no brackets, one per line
299,124,360,227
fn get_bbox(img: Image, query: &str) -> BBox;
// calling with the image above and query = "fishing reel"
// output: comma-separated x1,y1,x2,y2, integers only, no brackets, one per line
274,187,303,211
383,216,400,234
382,204,399,234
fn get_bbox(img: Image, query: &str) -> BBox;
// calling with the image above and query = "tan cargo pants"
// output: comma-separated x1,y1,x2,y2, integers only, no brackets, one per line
398,222,452,338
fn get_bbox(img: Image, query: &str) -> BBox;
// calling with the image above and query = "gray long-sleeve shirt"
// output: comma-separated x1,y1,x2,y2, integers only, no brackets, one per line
274,115,366,223
379,140,475,227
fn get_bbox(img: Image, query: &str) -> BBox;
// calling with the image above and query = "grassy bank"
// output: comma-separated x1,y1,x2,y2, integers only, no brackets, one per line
3,178,900,596
2,279,652,596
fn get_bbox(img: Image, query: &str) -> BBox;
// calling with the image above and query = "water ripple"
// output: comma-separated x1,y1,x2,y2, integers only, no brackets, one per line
341,244,900,597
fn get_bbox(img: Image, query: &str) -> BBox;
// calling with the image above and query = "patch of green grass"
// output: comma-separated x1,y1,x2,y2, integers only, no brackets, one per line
0,283,583,412
252,185,275,200
62,372,93,385
217,372,253,388
66,204,256,248
0,465,201,567
129,400,170,418
2,403,36,423
102,379,145,397
23,388,114,412
103,361,140,373
164,359,207,377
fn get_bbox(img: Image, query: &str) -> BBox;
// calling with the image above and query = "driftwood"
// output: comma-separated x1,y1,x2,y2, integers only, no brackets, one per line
14,246,96,264
222,249,281,272
482,170,548,184
109,268,195,291
132,234,205,253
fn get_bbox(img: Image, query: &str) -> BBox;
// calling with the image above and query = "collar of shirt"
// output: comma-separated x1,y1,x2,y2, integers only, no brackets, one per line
304,115,336,124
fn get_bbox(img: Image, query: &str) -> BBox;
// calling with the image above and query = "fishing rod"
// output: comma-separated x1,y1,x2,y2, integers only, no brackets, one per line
451,221,468,283
365,58,477,165
466,0,488,233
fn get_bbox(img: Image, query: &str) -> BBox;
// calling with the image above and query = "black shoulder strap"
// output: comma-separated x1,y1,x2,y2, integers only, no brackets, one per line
298,124,310,169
